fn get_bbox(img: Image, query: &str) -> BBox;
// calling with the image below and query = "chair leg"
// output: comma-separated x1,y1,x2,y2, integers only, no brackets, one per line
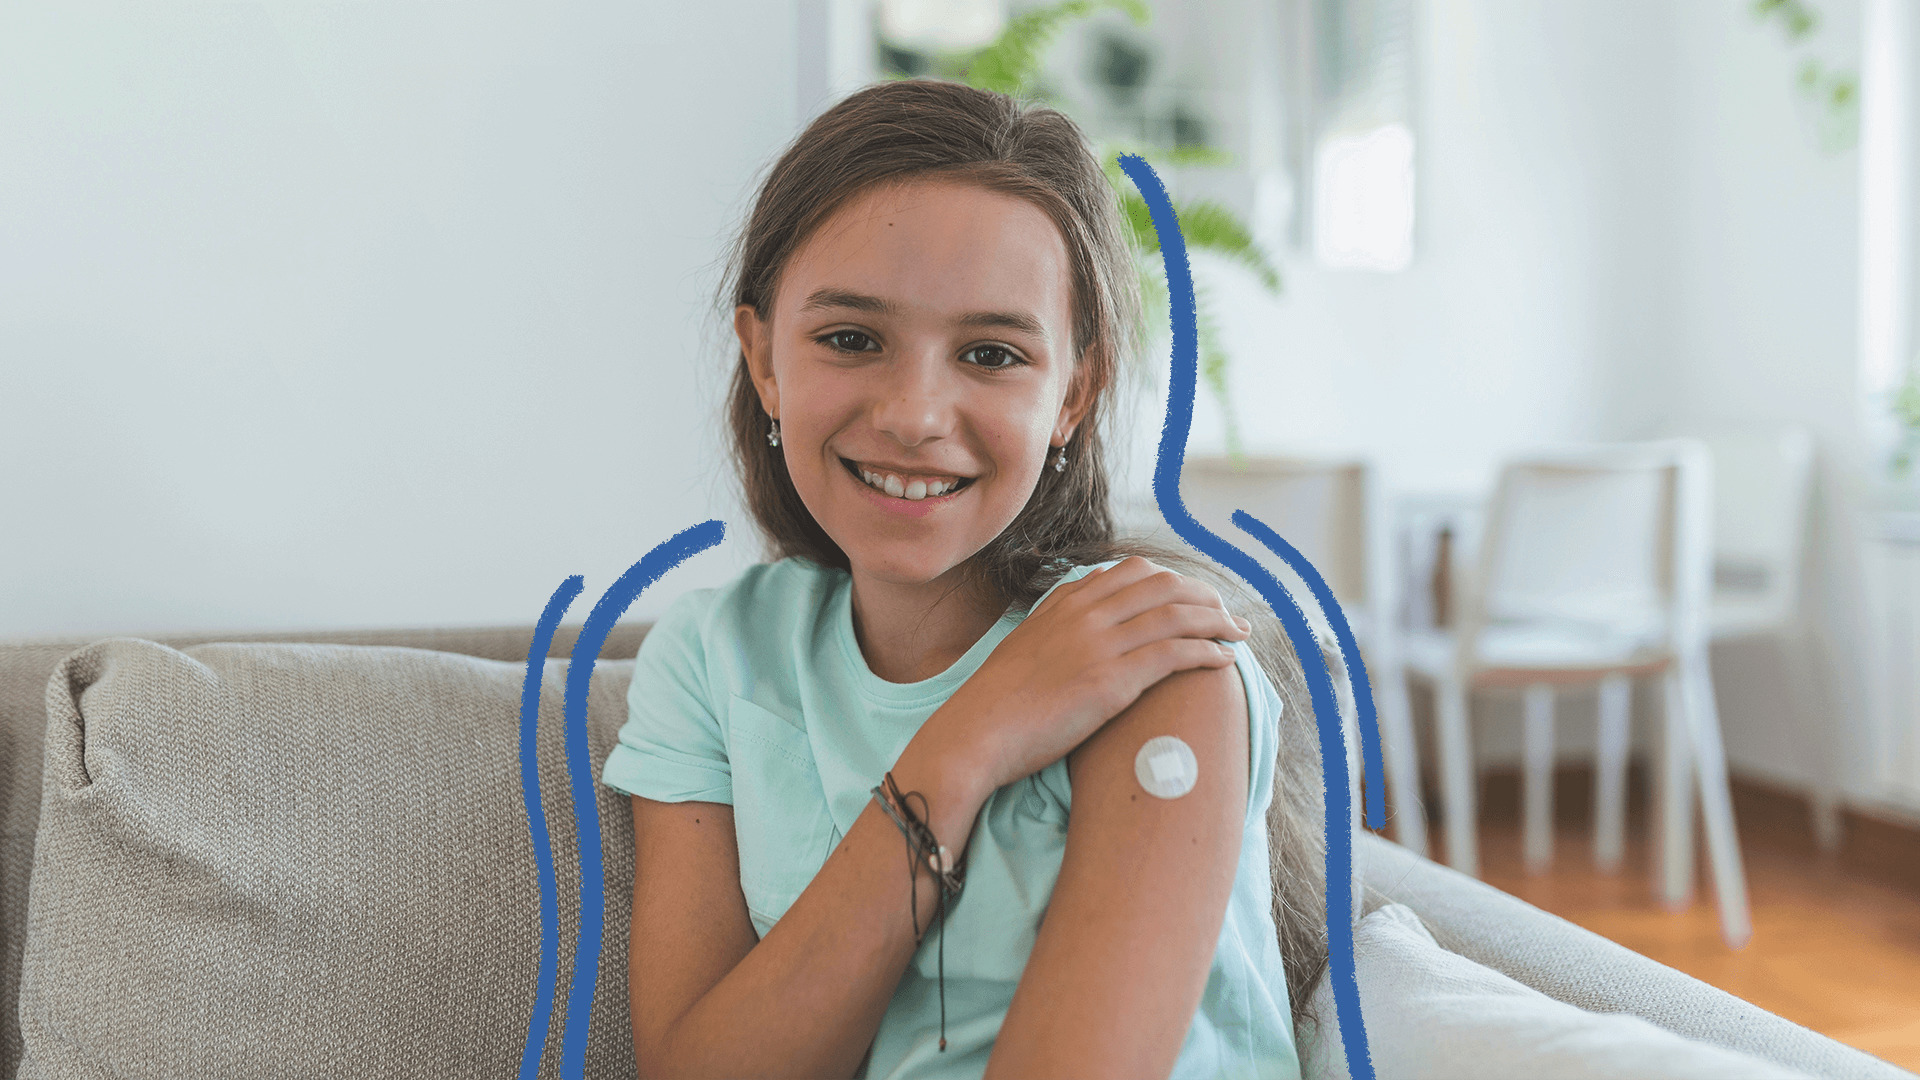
1523,682,1555,873
1594,672,1632,872
1680,649,1755,948
1376,656,1428,856
1436,676,1478,877
1783,626,1844,852
1658,665,1695,909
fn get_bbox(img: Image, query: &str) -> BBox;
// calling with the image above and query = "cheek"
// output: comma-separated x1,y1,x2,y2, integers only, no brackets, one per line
778,384,847,449
989,404,1058,457
978,426,1053,491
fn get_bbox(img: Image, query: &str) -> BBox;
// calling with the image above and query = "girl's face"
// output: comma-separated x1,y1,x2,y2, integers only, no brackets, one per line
738,178,1089,592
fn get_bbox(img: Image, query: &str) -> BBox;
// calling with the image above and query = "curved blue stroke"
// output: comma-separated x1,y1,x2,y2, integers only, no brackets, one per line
556,519,727,1079
1231,511,1386,832
516,575,584,1080
1116,153,1374,1079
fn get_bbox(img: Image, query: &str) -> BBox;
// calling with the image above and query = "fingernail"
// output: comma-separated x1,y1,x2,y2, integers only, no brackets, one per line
1233,616,1251,631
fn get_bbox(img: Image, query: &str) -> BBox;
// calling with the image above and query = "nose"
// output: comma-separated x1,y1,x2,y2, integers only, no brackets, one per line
870,350,956,448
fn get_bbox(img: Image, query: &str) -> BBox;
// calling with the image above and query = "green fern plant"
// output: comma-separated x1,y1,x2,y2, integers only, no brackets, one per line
884,0,1282,459
1890,370,1920,480
1751,0,1859,153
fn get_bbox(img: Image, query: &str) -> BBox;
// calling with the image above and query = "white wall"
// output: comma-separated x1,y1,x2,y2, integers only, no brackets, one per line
0,1,795,637
1177,0,1879,796
1171,0,1680,497
1662,0,1876,798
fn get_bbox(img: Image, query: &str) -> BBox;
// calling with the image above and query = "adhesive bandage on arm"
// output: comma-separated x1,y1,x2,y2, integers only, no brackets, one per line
1134,735,1199,799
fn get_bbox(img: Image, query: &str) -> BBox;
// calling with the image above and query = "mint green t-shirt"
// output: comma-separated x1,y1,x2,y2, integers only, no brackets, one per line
600,556,1300,1080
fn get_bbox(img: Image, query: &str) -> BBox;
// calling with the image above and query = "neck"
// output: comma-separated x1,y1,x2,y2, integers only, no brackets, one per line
847,563,1006,684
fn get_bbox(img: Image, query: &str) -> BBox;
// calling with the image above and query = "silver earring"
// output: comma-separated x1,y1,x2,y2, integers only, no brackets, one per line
1053,445,1068,473
767,418,780,448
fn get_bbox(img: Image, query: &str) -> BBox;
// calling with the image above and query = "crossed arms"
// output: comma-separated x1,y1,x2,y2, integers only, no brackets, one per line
627,661,1249,1079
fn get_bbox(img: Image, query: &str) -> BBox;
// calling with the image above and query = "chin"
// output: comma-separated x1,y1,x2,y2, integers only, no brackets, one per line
842,542,973,587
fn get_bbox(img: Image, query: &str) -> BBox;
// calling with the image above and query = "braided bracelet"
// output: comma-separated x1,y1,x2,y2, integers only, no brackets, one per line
872,775,965,907
871,771,966,1050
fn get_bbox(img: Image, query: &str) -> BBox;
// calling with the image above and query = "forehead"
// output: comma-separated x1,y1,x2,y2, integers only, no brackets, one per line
777,179,1075,339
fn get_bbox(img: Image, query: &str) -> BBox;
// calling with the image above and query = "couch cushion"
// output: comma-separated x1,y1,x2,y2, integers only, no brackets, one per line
1352,832,1916,1079
0,623,646,1078
15,637,641,1079
1299,903,1817,1080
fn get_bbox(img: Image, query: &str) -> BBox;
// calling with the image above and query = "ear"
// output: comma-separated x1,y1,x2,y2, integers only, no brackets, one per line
736,303,779,418
1053,346,1099,446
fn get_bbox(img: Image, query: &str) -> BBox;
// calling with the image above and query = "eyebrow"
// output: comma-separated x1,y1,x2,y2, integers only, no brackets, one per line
796,287,1049,340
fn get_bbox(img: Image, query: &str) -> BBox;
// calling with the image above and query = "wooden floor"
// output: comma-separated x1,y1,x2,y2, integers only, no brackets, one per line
1450,769,1920,1071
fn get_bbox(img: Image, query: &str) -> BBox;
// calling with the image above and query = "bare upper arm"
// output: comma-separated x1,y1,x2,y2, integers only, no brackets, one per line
987,661,1250,1079
628,795,760,1073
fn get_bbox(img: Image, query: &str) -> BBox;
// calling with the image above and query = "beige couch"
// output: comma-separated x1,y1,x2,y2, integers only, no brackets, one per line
1,625,1909,1079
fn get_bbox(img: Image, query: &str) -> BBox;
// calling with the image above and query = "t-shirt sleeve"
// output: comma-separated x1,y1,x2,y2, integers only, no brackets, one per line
600,587,733,804
1227,635,1284,830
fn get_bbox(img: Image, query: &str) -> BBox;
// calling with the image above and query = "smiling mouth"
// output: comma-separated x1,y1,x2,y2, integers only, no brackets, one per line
840,457,976,502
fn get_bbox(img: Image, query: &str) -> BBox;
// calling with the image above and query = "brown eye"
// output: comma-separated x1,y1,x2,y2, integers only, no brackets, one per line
963,344,1024,370
818,330,877,353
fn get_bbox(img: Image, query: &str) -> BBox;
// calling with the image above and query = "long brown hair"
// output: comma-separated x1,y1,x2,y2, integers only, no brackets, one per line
714,77,1329,1022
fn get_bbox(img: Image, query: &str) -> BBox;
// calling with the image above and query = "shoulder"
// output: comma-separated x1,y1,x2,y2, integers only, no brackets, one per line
1115,660,1251,762
631,559,835,697
1017,556,1130,620
631,557,844,712
648,556,840,644
1063,618,1282,829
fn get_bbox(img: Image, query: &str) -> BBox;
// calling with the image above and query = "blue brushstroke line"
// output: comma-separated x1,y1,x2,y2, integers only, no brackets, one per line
558,519,727,1079
1231,511,1387,832
1115,152,1374,1080
516,574,583,1080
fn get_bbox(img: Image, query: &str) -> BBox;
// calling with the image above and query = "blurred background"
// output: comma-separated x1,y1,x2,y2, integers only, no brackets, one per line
4,0,1920,1065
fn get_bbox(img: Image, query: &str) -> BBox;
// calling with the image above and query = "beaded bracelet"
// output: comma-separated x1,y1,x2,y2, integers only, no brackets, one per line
871,770,967,1051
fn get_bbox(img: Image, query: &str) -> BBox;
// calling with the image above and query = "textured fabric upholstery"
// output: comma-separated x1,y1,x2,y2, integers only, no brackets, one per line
4,625,645,1079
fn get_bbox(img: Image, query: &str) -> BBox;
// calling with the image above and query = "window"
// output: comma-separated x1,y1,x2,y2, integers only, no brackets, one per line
1283,0,1418,271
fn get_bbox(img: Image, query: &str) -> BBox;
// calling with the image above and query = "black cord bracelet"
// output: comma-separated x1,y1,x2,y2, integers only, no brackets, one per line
871,771,966,1051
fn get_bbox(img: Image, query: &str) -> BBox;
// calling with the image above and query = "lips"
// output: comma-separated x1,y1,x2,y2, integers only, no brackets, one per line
840,457,976,502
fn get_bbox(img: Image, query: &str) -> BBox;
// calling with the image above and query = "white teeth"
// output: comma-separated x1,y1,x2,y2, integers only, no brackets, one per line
854,463,964,500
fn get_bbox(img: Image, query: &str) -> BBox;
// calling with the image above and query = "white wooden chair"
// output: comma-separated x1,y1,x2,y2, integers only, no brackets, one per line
1694,426,1842,855
1159,455,1428,856
1401,440,1753,948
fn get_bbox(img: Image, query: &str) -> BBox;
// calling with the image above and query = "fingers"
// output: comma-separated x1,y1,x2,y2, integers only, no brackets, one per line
1059,557,1166,605
1107,602,1249,657
1057,555,1157,602
1114,637,1240,696
1081,559,1233,627
1038,558,1248,660
1031,557,1143,614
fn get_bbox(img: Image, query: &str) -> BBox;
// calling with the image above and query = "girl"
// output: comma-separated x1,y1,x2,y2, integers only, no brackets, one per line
600,78,1326,1079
